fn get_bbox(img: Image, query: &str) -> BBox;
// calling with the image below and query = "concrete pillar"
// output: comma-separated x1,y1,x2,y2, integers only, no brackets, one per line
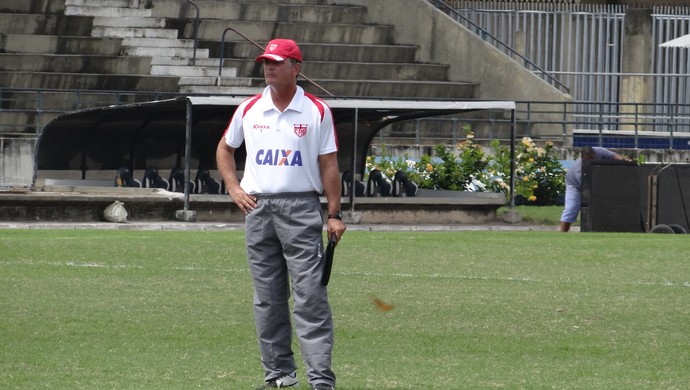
620,8,653,131
1,137,35,188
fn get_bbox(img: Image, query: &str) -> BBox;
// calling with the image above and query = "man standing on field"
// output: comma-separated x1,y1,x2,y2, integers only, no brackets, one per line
216,38,346,390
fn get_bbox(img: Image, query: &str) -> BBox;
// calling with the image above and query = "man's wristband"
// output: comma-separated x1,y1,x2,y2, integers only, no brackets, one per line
328,211,343,220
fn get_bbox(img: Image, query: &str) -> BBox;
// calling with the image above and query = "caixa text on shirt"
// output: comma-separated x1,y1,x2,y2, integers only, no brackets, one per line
255,149,303,166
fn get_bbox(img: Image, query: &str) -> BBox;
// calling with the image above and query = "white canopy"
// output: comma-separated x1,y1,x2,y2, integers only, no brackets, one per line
660,33,690,48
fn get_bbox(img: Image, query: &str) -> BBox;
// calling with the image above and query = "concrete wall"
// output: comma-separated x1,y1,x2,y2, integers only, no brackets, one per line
1,137,35,188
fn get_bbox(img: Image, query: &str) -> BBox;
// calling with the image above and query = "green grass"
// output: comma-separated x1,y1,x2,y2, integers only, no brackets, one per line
498,205,570,226
2,229,689,389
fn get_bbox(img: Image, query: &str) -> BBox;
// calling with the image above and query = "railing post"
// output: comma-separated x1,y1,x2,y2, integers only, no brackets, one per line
35,90,42,135
634,103,639,149
669,105,675,150
415,119,421,145
562,101,568,145
186,0,200,66
218,28,232,86
217,27,334,96
509,109,516,211
597,102,605,146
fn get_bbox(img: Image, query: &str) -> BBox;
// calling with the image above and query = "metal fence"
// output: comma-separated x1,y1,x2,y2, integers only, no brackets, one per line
3,88,690,149
440,1,690,131
376,100,690,149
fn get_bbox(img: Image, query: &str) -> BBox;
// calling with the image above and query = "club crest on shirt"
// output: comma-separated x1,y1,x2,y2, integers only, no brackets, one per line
294,124,308,137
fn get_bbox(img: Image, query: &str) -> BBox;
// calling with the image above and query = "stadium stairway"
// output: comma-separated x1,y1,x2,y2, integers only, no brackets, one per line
0,0,479,135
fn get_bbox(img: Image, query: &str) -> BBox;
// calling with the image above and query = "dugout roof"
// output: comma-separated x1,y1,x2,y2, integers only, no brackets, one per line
35,96,515,175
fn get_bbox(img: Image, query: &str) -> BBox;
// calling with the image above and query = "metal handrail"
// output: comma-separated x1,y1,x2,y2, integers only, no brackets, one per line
3,88,690,147
429,0,570,94
186,0,200,66
217,27,334,97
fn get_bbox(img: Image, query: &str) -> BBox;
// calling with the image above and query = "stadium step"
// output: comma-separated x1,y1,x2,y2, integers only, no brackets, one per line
0,34,123,55
206,42,421,64
93,16,166,29
90,26,178,39
0,0,66,14
192,20,393,46
0,13,93,35
65,0,142,8
221,59,448,81
120,46,209,59
65,5,152,18
151,65,235,78
0,89,176,112
149,0,366,24
0,53,152,74
122,37,195,48
181,79,478,99
0,71,181,92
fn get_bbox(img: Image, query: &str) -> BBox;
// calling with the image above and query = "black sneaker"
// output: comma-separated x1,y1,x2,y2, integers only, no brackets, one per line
255,371,299,389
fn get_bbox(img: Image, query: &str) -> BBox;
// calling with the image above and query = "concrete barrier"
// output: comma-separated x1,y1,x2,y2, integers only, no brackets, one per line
0,137,35,188
0,189,505,224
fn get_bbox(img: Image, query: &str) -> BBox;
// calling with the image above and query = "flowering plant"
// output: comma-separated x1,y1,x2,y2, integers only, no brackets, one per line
365,127,566,205
365,126,489,192
486,137,565,205
417,126,489,191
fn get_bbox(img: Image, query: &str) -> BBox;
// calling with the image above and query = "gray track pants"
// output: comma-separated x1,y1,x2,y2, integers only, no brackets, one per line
245,192,335,387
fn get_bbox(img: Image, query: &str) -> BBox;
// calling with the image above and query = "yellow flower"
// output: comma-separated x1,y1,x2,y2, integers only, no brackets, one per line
529,195,537,202
528,157,534,163
522,176,529,182
426,163,433,173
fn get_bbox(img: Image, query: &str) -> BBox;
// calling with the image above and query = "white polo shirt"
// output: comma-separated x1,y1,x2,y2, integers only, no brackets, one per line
223,86,338,194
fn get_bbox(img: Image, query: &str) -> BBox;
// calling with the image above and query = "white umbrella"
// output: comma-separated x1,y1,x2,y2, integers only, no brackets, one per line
660,33,690,48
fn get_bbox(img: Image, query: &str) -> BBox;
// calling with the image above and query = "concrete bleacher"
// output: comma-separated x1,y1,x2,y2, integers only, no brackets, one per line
0,0,479,135
0,0,573,129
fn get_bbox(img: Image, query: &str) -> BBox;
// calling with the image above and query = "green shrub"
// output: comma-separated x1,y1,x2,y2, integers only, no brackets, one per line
366,125,566,205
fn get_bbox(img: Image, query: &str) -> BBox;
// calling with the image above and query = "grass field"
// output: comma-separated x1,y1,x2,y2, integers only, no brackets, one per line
497,205,567,226
1,228,689,389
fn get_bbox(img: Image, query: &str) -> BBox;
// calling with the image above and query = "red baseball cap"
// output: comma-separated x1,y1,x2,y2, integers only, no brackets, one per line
255,39,303,63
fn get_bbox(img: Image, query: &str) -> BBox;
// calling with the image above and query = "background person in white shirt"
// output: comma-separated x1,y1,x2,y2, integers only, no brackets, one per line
216,38,345,390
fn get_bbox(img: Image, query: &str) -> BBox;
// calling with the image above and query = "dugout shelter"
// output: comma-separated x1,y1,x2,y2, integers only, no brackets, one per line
33,96,517,211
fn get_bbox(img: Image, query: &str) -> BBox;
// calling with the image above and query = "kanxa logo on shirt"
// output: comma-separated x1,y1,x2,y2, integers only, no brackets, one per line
294,124,307,137
256,149,303,166
252,123,270,131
